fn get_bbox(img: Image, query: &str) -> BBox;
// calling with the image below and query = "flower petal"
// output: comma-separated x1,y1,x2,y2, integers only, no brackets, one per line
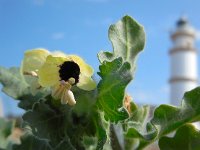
38,55,68,87
51,51,67,57
22,48,50,73
68,55,94,77
77,74,96,91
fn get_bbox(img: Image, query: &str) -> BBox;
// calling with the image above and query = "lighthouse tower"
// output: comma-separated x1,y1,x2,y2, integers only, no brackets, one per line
169,17,198,106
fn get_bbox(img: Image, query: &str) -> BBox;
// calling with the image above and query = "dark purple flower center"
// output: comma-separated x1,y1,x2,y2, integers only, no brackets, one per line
59,61,80,84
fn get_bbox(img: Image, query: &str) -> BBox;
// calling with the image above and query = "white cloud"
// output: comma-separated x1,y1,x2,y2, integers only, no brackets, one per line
51,32,65,40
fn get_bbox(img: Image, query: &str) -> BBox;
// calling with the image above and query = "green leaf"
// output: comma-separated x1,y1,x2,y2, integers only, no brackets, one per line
22,98,69,147
151,87,200,136
22,98,78,149
110,124,123,150
12,133,51,150
97,57,132,123
69,88,106,149
69,88,107,149
71,87,97,116
124,103,154,150
0,67,28,99
23,92,108,150
53,136,76,150
159,124,200,150
0,118,14,149
97,16,145,123
0,66,50,110
125,87,200,149
98,52,114,64
125,122,157,150
92,112,107,150
99,15,145,68
129,102,150,124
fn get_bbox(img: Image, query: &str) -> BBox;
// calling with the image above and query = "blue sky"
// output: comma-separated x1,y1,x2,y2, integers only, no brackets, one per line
1,0,200,115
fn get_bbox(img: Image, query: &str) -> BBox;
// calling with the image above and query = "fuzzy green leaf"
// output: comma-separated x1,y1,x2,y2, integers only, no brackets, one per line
69,88,107,150
23,91,107,150
53,138,76,150
97,57,132,123
125,87,200,149
159,124,200,150
0,67,28,99
0,118,14,149
97,15,145,123
98,15,145,69
92,112,107,150
0,67,49,110
124,103,153,150
12,134,51,150
110,124,123,150
129,102,150,124
151,87,200,136
22,98,70,147
98,51,114,64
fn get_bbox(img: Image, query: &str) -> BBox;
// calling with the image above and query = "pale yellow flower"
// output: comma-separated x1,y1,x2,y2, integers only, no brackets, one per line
21,49,50,95
21,49,96,105
37,55,96,105
22,48,50,74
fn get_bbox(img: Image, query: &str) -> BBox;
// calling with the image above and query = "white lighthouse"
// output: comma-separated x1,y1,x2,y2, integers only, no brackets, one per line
169,17,198,106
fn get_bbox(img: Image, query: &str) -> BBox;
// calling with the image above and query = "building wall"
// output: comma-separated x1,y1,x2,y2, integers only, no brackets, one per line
170,81,198,105
174,35,194,48
170,51,197,79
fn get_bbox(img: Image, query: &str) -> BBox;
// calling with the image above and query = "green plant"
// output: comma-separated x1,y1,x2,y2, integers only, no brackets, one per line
1,15,200,150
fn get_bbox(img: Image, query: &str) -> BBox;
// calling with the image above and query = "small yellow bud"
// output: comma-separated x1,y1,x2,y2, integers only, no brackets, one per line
68,78,75,85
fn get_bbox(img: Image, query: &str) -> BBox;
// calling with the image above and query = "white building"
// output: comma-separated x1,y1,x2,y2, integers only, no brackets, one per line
169,17,198,106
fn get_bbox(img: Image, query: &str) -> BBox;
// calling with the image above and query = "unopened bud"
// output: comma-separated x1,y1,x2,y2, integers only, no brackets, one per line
68,77,75,85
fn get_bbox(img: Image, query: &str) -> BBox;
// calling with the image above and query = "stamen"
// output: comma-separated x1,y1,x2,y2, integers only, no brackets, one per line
61,89,76,105
52,80,76,105
60,80,71,89
67,90,76,105
52,84,65,100
23,71,38,77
